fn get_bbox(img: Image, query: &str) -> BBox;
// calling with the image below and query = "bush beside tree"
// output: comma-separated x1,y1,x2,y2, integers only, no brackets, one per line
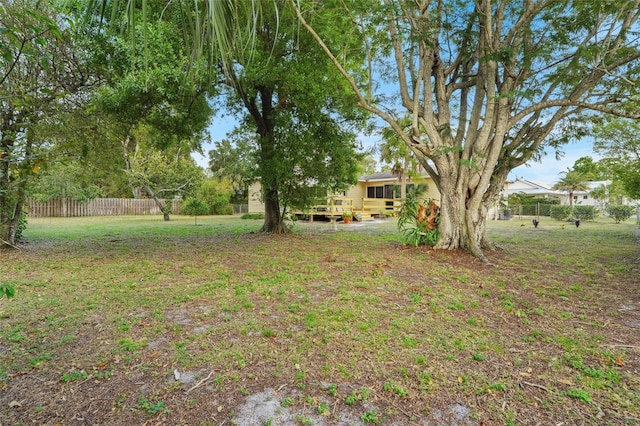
397,184,440,247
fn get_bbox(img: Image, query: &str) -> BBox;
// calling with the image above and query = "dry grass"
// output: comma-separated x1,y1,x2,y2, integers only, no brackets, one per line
0,215,638,425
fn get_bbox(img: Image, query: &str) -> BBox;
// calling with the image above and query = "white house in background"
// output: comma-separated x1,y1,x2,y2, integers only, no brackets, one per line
506,178,612,207
506,178,563,201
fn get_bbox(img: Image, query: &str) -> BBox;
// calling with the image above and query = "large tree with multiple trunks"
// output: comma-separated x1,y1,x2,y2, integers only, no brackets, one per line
290,0,640,259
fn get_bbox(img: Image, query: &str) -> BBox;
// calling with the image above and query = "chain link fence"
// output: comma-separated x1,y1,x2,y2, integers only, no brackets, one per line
507,204,598,221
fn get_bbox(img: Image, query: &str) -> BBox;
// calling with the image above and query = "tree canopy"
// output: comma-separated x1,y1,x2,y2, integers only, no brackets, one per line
208,137,256,198
571,157,607,181
92,7,213,219
207,1,367,233
593,117,640,200
1,1,95,247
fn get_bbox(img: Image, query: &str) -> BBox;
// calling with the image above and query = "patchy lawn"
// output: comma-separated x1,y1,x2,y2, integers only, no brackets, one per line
0,215,638,425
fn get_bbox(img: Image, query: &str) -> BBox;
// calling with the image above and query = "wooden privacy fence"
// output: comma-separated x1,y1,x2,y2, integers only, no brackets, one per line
25,198,182,217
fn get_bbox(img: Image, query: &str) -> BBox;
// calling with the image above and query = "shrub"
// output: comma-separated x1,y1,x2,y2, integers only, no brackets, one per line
196,178,235,215
550,205,572,221
573,206,597,220
605,205,634,224
241,213,265,220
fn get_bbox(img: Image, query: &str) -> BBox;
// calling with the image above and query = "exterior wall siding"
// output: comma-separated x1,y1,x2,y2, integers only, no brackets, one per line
248,181,265,214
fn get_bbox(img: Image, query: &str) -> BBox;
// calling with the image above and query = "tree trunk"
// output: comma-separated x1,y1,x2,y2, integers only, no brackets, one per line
1,124,31,249
0,164,11,248
144,185,170,221
1,167,28,249
430,159,496,261
259,185,288,233
255,115,288,234
435,193,491,261
0,211,18,249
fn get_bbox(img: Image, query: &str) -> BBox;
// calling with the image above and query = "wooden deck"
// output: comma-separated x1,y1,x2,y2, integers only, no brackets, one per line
294,196,402,222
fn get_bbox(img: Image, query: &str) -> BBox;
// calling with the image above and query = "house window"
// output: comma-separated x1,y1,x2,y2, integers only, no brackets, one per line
573,195,578,200
583,195,588,200
367,186,384,198
385,184,401,198
368,185,401,198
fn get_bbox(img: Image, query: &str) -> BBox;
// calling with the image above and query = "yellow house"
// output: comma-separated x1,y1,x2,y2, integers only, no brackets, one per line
248,171,439,221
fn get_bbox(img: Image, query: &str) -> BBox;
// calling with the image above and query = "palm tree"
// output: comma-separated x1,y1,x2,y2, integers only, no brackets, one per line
589,184,608,211
380,117,420,200
553,169,591,208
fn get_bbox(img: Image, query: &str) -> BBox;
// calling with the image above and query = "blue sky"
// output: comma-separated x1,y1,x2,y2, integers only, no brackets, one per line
509,141,597,185
194,116,595,187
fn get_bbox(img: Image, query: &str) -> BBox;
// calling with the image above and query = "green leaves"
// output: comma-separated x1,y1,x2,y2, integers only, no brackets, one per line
0,282,15,299
397,184,440,247
605,205,634,224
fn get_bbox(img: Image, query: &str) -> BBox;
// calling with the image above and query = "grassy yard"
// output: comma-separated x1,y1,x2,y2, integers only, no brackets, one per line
0,215,638,425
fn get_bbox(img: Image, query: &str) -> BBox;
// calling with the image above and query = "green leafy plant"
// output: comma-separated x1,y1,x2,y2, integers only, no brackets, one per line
30,353,52,367
566,387,592,404
240,213,265,220
472,353,486,361
384,381,409,397
328,383,338,396
573,205,597,220
281,397,295,408
61,369,88,382
296,415,313,426
117,338,146,352
397,184,439,246
345,387,371,405
0,282,15,299
138,395,170,416
605,205,634,223
317,402,330,415
361,410,381,424
15,211,28,242
550,205,573,220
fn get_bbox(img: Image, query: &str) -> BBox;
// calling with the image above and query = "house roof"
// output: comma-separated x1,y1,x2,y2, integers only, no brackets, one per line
508,178,612,197
358,171,399,182
507,178,563,196
359,170,434,183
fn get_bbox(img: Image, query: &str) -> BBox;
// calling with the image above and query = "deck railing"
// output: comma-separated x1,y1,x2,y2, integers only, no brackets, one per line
302,196,354,216
295,196,403,218
361,198,403,214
